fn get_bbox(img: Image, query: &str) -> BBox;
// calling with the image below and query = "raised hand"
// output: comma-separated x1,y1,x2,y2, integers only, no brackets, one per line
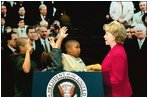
25,38,32,53
54,26,68,48
49,37,56,48
59,26,68,39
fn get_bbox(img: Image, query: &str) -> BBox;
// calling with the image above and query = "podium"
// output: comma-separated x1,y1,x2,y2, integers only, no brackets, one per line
32,71,104,97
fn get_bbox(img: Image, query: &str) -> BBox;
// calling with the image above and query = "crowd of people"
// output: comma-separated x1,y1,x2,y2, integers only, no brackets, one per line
1,1,147,97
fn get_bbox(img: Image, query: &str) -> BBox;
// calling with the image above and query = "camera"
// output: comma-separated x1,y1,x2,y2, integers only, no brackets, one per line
53,24,59,30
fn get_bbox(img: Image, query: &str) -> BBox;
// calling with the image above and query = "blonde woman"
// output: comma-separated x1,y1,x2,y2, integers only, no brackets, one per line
102,21,132,96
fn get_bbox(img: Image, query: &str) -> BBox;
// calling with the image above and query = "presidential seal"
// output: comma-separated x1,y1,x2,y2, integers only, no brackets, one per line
46,72,87,97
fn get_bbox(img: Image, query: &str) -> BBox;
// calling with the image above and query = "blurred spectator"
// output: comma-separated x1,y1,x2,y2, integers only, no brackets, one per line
124,24,147,97
33,25,52,70
1,3,17,27
1,31,18,97
15,6,30,26
36,4,52,25
1,17,6,34
132,1,147,26
12,38,37,96
26,26,37,50
3,32,18,55
142,13,147,27
125,25,135,39
134,24,147,49
49,20,61,40
5,26,12,33
109,1,134,25
1,5,10,26
40,20,48,27
125,26,132,39
17,19,28,38
1,17,6,41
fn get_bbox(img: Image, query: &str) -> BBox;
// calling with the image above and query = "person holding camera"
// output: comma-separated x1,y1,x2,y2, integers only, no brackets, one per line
49,20,61,40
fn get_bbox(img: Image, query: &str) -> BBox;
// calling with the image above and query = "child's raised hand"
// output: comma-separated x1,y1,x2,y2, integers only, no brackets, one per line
49,37,56,48
25,38,32,52
59,26,68,39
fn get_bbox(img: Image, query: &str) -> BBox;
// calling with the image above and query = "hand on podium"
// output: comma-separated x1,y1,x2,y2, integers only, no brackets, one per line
86,64,102,72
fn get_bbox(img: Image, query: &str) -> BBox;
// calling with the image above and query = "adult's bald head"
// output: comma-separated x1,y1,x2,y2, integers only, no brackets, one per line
38,25,48,39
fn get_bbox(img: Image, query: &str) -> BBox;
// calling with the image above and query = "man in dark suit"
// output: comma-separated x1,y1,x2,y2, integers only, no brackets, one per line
3,32,18,55
1,5,11,27
35,3,55,26
1,32,18,97
15,6,31,26
1,17,6,41
33,25,52,70
1,2,22,27
124,24,147,97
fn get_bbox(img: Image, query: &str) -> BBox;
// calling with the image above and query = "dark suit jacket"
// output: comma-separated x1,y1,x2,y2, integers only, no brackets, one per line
1,46,16,96
2,1,18,27
32,39,52,70
15,15,31,26
32,1,54,25
124,37,147,97
35,14,54,26
4,46,15,56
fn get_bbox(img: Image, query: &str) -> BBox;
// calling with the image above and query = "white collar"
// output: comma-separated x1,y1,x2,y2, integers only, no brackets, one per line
20,15,25,18
138,38,145,43
40,38,50,52
40,14,46,21
8,45,16,53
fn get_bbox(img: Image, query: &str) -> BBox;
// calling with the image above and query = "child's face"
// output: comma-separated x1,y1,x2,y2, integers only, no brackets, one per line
18,20,25,28
67,42,81,58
